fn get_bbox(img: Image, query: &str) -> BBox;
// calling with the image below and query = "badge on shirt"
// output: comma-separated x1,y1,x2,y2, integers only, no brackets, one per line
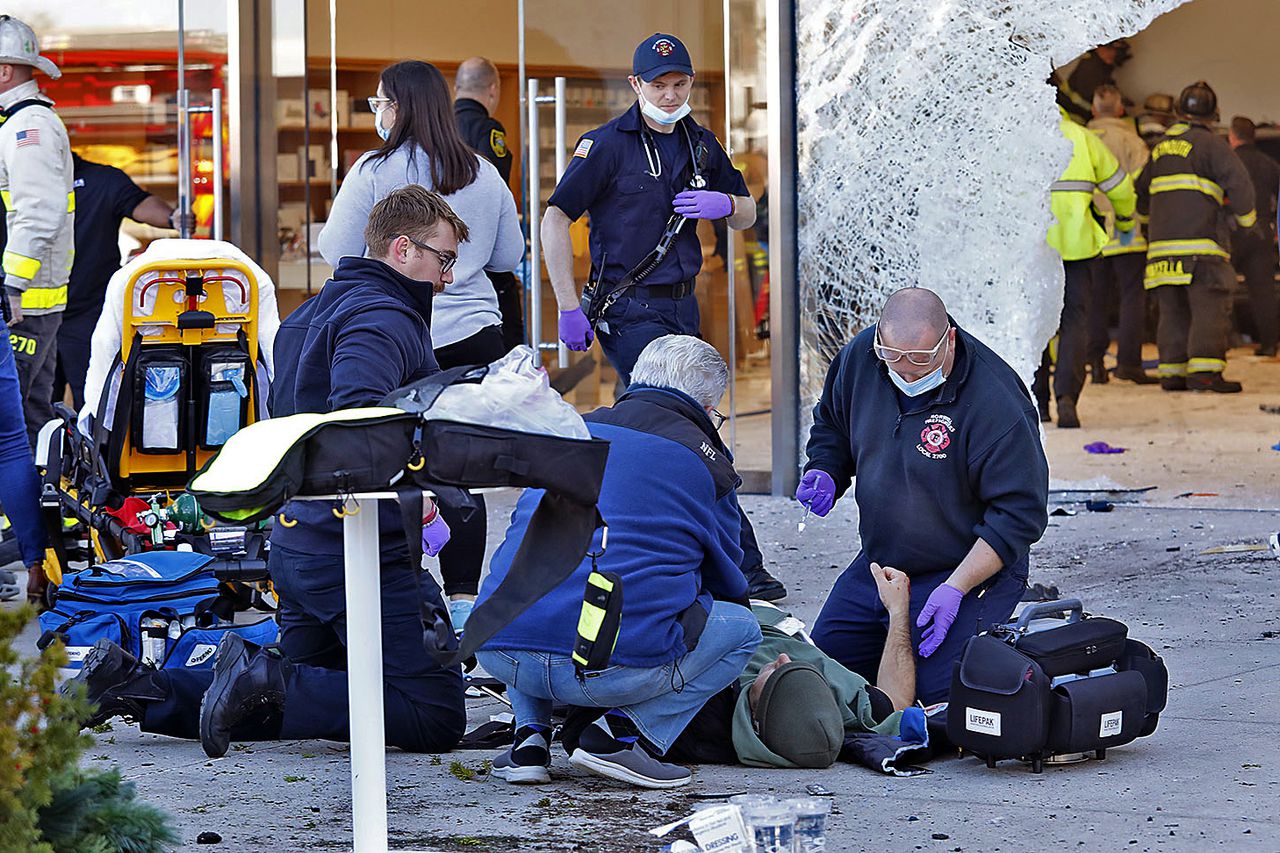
490,128,508,159
573,138,593,159
15,128,40,147
917,414,955,460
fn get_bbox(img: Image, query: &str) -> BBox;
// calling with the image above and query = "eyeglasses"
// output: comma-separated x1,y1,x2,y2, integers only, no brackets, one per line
709,408,726,430
873,326,951,366
405,235,457,273
367,96,394,112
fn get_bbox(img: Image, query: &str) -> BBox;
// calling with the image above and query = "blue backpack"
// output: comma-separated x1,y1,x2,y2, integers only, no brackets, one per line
37,551,277,674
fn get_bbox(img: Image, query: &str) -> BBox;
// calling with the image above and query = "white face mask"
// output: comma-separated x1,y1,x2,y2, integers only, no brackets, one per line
375,106,393,141
888,362,947,397
638,90,691,126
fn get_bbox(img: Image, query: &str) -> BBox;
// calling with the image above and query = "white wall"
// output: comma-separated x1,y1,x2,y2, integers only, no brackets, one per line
1114,0,1280,123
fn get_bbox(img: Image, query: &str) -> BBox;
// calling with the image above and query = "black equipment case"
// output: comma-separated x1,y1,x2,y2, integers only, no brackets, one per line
947,600,1168,772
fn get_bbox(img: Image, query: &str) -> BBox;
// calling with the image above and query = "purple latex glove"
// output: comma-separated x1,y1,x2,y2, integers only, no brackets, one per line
422,510,451,558
559,307,595,351
916,582,965,657
673,190,733,220
794,469,837,517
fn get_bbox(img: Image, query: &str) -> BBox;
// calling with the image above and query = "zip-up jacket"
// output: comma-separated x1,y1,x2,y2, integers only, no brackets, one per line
1136,121,1256,289
1088,116,1150,256
1047,110,1135,262
803,322,1048,577
0,80,74,314
478,386,749,668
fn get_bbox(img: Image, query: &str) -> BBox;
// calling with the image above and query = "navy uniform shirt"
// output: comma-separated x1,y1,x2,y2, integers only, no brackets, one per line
547,102,749,287
66,154,151,326
455,97,512,184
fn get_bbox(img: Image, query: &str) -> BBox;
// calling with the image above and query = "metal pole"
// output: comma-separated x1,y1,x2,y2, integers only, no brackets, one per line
211,88,224,241
328,0,339,200
527,78,542,362
342,500,388,853
517,0,530,346
176,0,191,238
553,77,568,369
722,0,738,453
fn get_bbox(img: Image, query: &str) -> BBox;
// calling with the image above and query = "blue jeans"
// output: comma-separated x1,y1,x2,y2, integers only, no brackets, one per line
810,552,1027,705
478,600,761,754
0,319,47,566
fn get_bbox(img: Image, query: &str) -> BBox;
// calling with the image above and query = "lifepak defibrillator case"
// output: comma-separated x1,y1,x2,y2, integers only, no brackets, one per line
132,348,187,454
947,600,1169,772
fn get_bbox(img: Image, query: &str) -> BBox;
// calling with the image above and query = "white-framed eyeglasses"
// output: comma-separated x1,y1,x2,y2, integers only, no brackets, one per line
367,96,394,112
873,326,951,366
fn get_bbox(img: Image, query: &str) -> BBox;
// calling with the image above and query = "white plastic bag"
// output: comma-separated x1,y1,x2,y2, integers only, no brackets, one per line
424,346,591,440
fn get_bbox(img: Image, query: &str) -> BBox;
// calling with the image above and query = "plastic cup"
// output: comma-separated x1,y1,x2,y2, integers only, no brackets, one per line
786,797,832,851
739,801,796,853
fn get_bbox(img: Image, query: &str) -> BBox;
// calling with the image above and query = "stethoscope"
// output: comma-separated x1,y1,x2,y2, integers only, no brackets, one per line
640,120,707,188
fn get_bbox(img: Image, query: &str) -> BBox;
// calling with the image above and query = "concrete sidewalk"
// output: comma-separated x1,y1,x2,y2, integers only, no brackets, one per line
9,491,1278,852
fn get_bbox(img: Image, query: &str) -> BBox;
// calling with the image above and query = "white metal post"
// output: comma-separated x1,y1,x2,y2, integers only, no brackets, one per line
342,500,387,853
553,77,569,369
211,88,224,241
527,78,542,361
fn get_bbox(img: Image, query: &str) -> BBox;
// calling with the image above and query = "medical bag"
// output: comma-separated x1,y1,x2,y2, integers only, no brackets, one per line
36,550,277,676
946,599,1168,772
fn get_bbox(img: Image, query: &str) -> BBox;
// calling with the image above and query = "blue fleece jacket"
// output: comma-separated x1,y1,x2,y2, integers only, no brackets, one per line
268,256,439,555
478,386,748,668
804,322,1048,577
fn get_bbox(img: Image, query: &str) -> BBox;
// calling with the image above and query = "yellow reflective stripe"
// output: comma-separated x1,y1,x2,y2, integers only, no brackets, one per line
2,191,75,211
1147,239,1229,260
1158,362,1188,376
1150,174,1224,203
1187,358,1226,374
1166,123,1190,136
1237,210,1257,228
1097,166,1126,193
3,250,41,279
19,284,67,309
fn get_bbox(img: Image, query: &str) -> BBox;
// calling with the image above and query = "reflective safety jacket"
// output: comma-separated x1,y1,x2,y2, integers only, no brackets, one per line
0,80,74,315
1136,121,1256,289
1047,111,1136,262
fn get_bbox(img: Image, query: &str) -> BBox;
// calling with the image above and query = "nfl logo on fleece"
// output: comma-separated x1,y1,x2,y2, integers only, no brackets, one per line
15,128,39,147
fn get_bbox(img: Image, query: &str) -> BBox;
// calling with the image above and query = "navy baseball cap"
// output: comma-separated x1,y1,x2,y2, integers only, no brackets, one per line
633,33,694,82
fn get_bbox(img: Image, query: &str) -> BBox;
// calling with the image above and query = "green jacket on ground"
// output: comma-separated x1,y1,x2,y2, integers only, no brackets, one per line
730,604,903,768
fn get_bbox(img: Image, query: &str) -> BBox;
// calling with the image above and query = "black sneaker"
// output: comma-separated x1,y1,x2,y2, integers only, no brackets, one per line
1113,366,1159,385
491,725,551,784
566,715,691,789
743,565,787,602
65,638,149,727
0,567,18,601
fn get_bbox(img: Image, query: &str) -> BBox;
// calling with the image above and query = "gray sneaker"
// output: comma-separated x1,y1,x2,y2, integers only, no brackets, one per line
491,725,551,784
568,743,692,789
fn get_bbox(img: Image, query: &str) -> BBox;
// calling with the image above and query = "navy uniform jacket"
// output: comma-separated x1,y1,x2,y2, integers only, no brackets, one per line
804,323,1048,577
548,102,748,287
478,385,748,667
454,98,511,184
269,256,439,556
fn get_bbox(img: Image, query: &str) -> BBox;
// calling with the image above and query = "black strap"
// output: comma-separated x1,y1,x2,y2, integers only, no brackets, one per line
424,493,604,669
0,99,50,124
380,363,489,411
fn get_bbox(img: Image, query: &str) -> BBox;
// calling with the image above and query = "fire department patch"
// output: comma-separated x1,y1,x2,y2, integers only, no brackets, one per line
489,128,508,159
653,39,676,56
917,414,954,459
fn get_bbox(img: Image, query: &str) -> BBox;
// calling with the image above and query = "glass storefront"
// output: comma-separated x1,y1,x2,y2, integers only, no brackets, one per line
15,0,797,491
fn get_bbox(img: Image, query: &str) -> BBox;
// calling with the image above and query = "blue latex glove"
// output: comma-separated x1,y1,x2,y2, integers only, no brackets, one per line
1117,226,1136,247
794,469,837,517
916,582,965,657
422,510,451,558
559,307,595,351
673,190,733,220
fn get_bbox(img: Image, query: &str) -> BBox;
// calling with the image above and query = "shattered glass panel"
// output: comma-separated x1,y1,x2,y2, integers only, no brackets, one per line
794,0,1189,461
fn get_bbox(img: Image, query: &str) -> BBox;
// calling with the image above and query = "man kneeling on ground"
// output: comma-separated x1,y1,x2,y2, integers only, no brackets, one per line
65,185,467,756
476,335,763,789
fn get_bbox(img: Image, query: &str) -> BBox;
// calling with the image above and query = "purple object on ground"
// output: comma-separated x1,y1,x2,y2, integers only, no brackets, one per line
1083,442,1126,454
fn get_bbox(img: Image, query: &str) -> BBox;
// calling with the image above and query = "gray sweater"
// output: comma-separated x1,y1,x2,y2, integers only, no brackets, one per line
317,145,523,348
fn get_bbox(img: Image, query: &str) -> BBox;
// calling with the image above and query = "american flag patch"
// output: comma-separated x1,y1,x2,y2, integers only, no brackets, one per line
573,138,593,159
15,129,39,147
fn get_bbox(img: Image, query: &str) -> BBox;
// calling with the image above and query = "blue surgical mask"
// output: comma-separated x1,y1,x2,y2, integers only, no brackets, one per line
888,362,947,397
639,91,691,126
375,106,392,141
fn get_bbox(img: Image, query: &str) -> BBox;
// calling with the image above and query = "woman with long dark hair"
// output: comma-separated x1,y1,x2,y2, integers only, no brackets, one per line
319,60,523,626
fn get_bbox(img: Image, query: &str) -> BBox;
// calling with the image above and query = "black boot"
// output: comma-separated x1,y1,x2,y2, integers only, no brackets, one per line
65,639,165,728
1056,397,1080,429
742,564,787,602
1113,366,1159,385
1188,374,1242,393
1090,359,1109,384
1160,376,1188,392
199,634,288,758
